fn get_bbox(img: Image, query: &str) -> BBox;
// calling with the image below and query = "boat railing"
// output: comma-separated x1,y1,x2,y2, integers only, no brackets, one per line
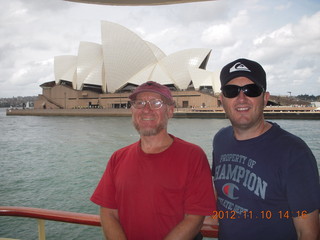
0,206,218,239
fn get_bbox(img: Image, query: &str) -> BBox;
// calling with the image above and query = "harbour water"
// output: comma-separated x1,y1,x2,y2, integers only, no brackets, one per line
0,108,319,239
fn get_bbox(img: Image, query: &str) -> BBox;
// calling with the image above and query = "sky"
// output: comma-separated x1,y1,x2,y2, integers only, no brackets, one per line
0,0,319,98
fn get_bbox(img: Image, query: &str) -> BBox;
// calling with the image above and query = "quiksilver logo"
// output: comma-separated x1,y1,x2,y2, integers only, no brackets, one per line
222,183,239,200
230,62,251,73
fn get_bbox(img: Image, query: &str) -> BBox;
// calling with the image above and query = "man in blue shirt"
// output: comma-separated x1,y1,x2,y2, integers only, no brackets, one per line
212,58,320,240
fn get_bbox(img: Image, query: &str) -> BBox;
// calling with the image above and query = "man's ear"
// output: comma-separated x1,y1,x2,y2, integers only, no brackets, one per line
219,94,224,109
264,91,270,107
167,105,174,119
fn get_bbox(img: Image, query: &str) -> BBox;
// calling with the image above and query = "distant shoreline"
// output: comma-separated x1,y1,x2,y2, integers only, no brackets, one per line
5,108,320,120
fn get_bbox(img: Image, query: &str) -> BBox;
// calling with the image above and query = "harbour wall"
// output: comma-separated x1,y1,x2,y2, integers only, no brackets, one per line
6,108,320,120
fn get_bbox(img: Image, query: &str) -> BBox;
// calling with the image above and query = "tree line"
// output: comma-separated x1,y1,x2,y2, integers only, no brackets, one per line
296,94,320,102
0,96,37,108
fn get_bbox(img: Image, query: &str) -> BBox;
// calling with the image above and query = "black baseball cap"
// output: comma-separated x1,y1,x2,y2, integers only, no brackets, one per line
220,58,266,90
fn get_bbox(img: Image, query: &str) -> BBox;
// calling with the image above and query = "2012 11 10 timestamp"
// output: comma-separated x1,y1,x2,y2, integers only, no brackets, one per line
242,211,271,219
242,210,308,219
278,210,307,219
211,210,309,220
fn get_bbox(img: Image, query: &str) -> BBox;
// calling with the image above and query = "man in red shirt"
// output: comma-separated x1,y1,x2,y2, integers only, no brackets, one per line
91,81,216,240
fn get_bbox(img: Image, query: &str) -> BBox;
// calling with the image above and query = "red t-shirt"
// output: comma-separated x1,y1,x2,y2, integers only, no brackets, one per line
91,135,216,240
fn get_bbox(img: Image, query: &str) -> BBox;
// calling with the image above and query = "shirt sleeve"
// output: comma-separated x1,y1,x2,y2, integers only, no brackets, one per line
286,140,320,216
184,146,217,215
90,154,118,209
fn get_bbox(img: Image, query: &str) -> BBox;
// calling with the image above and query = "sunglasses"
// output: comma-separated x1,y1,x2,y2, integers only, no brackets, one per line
131,99,164,109
221,84,264,98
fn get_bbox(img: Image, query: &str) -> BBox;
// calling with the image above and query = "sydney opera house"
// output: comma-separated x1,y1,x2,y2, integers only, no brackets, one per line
34,21,220,110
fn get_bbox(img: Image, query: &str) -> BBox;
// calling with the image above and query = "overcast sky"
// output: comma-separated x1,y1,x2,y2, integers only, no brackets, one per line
0,0,319,98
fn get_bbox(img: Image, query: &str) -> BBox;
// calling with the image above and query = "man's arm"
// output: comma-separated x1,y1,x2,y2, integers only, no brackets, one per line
164,214,205,240
204,215,218,225
293,209,319,240
100,207,127,240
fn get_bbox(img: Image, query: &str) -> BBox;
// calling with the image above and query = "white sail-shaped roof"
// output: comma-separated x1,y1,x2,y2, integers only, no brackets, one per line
101,21,159,92
52,21,218,94
76,41,103,90
189,68,220,92
212,71,221,93
127,62,175,86
127,48,211,89
189,67,213,90
145,41,166,61
158,48,211,89
54,55,77,87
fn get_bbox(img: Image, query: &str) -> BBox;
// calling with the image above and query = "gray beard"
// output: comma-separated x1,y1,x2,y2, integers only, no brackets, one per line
133,122,166,137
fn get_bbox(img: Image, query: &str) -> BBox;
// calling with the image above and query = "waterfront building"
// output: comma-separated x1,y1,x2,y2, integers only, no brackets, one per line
35,21,220,110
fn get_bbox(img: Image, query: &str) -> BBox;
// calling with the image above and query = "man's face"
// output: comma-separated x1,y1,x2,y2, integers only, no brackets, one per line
131,92,174,136
220,77,269,130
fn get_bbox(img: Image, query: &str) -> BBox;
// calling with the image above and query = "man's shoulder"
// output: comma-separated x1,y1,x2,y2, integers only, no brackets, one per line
106,141,140,167
172,135,205,152
270,122,308,145
112,141,139,156
215,126,233,138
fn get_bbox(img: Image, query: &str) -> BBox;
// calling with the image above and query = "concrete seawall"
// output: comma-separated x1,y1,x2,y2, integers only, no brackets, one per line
6,108,132,117
6,108,320,120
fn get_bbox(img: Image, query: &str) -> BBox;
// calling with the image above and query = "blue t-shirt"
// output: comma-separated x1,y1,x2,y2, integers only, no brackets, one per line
212,122,320,240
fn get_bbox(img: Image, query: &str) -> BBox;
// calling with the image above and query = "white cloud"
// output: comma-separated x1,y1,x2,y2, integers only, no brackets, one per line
252,11,320,59
275,2,291,11
202,24,233,46
246,10,320,95
201,9,250,47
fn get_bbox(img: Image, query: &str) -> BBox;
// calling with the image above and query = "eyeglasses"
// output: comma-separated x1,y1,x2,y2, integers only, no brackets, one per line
221,84,264,98
131,99,164,109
